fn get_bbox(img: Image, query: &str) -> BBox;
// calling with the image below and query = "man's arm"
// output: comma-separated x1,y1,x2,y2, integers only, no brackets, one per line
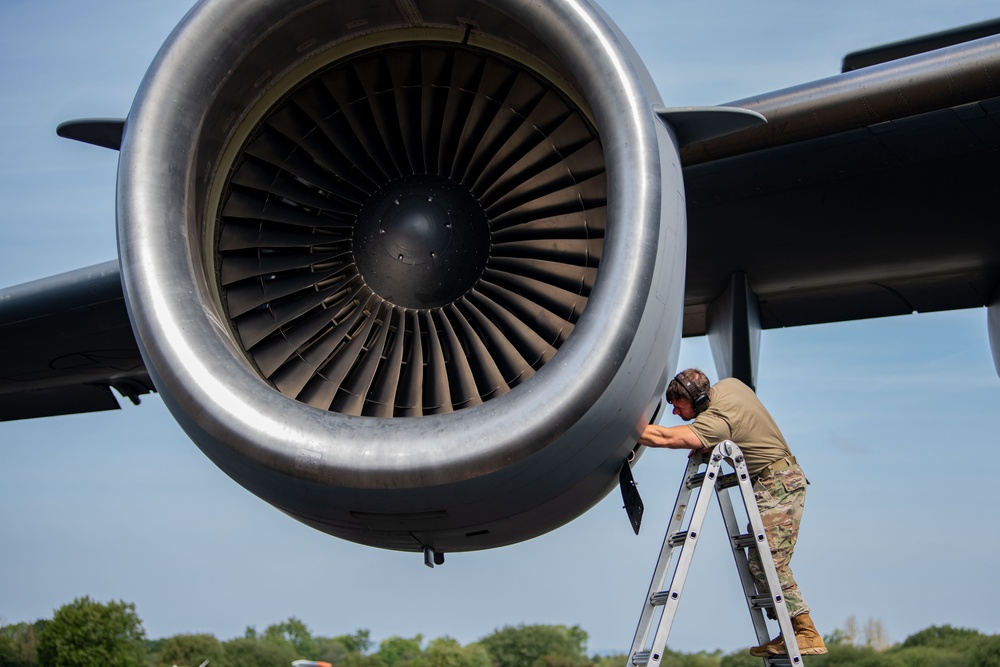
639,424,704,450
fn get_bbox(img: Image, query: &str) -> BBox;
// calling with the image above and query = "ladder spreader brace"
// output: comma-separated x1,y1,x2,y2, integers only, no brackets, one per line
626,441,803,666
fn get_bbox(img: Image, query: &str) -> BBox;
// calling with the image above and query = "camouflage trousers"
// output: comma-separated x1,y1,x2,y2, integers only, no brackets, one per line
747,464,810,617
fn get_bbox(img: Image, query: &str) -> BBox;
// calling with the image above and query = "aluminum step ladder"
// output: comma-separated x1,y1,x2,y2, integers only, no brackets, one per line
626,441,802,666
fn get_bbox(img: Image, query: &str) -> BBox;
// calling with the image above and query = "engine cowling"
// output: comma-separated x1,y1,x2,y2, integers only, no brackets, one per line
117,0,686,554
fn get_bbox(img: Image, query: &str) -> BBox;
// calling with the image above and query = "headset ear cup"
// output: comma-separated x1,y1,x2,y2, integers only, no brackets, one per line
674,372,709,414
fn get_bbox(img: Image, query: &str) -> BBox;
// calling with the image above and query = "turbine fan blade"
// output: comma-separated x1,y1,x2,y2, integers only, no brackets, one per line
217,44,606,417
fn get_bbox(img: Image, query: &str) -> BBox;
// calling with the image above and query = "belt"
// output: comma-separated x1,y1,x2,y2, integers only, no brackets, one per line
752,455,797,484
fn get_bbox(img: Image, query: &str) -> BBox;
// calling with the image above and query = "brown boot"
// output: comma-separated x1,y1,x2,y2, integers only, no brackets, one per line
793,613,828,655
766,613,828,656
748,635,783,657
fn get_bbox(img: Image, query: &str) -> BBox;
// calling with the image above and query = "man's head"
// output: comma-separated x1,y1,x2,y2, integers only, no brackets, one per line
667,368,711,420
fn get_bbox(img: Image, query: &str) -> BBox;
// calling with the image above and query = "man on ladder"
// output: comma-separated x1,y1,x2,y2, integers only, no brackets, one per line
638,369,827,657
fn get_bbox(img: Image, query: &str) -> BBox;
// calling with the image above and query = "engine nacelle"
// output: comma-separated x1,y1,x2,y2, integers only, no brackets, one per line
117,0,686,553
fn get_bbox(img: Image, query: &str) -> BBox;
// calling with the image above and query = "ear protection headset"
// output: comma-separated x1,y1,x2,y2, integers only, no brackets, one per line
674,371,710,414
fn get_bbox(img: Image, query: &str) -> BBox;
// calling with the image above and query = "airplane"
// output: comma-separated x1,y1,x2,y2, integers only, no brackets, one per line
1,0,998,565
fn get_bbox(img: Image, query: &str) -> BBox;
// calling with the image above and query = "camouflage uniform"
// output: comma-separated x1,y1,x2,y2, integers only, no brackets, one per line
748,464,809,617
684,378,815,618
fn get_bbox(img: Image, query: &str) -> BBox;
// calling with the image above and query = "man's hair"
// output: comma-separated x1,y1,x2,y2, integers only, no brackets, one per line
666,368,711,404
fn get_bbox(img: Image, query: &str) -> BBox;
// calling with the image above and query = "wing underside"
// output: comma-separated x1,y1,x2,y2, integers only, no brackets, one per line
0,261,152,420
681,32,1000,337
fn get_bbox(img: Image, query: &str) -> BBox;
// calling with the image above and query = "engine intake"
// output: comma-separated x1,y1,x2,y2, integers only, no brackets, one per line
218,44,604,416
117,0,685,553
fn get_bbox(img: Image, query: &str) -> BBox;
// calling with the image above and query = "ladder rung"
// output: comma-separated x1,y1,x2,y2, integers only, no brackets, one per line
631,650,651,666
716,472,740,489
667,530,694,547
749,593,774,609
764,657,798,667
649,590,676,606
732,533,756,548
686,471,709,487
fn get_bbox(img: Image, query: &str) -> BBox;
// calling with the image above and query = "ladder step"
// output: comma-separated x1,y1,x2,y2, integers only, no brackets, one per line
732,533,757,549
749,593,774,609
686,471,710,487
649,590,676,606
716,472,741,489
667,530,695,547
631,650,651,666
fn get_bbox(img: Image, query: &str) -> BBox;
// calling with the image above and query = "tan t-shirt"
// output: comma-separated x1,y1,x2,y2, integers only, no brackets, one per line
686,378,793,477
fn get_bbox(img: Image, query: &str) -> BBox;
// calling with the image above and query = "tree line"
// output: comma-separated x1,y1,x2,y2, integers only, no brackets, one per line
1,597,998,667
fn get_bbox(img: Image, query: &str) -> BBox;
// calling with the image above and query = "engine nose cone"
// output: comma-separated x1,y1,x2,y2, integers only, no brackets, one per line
380,195,450,267
354,174,490,308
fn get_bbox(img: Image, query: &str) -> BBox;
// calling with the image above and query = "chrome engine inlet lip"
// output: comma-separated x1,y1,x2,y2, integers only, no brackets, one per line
117,0,667,491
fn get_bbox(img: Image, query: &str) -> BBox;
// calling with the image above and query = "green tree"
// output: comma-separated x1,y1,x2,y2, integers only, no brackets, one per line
35,597,146,667
223,636,298,667
153,633,226,667
900,625,984,650
0,620,42,667
591,653,629,667
801,644,904,666
479,624,589,667
378,634,424,667
145,637,166,659
416,637,492,667
337,629,374,655
317,636,351,666
886,645,969,667
886,625,1000,667
969,635,1000,667
318,630,384,667
720,647,758,667
263,617,319,659
658,649,722,667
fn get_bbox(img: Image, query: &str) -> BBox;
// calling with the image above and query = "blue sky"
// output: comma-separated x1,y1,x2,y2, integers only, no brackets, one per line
2,0,999,657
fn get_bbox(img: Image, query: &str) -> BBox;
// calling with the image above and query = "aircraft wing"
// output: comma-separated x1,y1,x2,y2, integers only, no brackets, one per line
0,261,152,421
681,27,1000,337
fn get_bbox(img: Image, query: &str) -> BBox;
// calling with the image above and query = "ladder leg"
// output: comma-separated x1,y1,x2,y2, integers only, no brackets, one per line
627,454,700,663
717,441,802,665
715,475,771,644
627,450,722,667
626,441,806,667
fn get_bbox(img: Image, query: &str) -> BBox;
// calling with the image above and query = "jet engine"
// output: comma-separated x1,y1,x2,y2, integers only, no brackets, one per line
117,0,687,555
